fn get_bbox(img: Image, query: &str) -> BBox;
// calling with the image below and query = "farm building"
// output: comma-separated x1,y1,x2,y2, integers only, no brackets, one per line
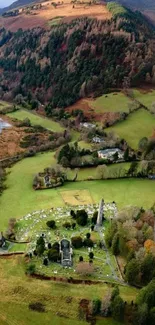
98,148,124,160
92,136,104,143
80,122,96,129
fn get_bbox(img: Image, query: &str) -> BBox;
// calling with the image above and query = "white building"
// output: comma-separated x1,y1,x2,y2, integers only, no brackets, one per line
98,148,124,160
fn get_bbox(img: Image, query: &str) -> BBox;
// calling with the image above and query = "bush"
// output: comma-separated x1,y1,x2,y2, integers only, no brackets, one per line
43,258,48,266
86,233,91,239
71,236,83,248
26,263,36,275
63,222,71,229
52,242,60,251
46,220,56,229
76,209,88,226
83,238,94,248
29,302,45,313
92,299,101,315
89,252,94,259
48,248,60,262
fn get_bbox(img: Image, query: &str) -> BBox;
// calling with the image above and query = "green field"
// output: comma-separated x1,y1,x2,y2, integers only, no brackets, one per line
105,108,155,149
134,89,155,109
91,92,132,113
0,151,155,230
7,109,64,132
0,256,138,325
0,100,12,112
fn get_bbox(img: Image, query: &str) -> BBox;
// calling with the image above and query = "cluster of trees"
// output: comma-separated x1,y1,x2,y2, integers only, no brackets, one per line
58,142,91,167
33,165,67,189
88,280,155,325
138,137,155,162
33,235,60,265
0,6,154,113
105,205,155,286
70,209,88,226
71,232,94,249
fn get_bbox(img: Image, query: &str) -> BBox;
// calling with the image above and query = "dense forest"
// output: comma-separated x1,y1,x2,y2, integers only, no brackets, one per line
0,3,155,115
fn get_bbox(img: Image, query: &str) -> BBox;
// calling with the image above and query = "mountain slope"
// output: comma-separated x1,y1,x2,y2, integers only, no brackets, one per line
0,0,36,15
0,3,155,115
106,0,155,10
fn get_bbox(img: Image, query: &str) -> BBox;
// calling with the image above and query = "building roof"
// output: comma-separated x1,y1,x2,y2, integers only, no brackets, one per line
98,148,122,155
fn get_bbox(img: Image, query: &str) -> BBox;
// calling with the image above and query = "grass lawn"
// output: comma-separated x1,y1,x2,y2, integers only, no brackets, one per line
0,100,12,112
7,109,64,132
0,256,138,325
105,108,155,149
91,92,132,113
134,89,155,109
0,151,155,229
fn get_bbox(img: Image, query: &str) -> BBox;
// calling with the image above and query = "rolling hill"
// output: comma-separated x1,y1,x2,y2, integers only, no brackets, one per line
0,0,36,15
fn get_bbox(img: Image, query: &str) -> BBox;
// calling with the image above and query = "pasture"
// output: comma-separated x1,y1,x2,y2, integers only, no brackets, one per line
105,108,155,149
91,92,132,113
0,151,155,230
7,109,64,132
0,256,137,325
134,89,155,108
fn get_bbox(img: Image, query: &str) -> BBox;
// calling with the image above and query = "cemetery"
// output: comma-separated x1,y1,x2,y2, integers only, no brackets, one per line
12,200,121,281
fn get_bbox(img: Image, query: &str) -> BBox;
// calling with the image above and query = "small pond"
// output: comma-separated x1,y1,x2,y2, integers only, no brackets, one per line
0,118,11,133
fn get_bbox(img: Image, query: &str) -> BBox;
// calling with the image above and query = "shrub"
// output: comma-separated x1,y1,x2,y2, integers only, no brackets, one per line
76,209,88,226
26,263,36,275
72,222,76,229
63,222,71,229
89,252,94,259
48,248,60,262
83,238,94,248
92,299,101,315
46,220,56,229
86,233,91,239
71,236,83,248
29,302,45,313
52,242,60,251
43,258,48,266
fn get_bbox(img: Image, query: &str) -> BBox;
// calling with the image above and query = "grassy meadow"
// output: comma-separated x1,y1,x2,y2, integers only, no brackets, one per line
0,256,138,325
7,109,64,132
105,108,155,149
91,92,132,113
134,89,155,109
0,151,155,230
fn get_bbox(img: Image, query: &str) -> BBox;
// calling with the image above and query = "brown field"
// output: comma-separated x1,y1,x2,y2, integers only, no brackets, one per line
0,1,111,32
60,189,93,205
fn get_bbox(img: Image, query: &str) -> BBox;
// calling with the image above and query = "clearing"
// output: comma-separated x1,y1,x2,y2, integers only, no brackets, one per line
60,189,93,205
7,109,64,132
134,89,155,109
91,92,132,113
105,108,155,149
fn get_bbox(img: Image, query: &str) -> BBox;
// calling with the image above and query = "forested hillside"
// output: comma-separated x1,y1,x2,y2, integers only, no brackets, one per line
0,3,155,116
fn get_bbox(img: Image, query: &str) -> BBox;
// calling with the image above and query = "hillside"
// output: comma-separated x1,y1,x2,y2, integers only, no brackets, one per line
0,0,37,15
106,0,155,10
0,2,154,116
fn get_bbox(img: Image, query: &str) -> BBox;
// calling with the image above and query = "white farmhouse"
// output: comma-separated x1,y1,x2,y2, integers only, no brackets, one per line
98,148,124,160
